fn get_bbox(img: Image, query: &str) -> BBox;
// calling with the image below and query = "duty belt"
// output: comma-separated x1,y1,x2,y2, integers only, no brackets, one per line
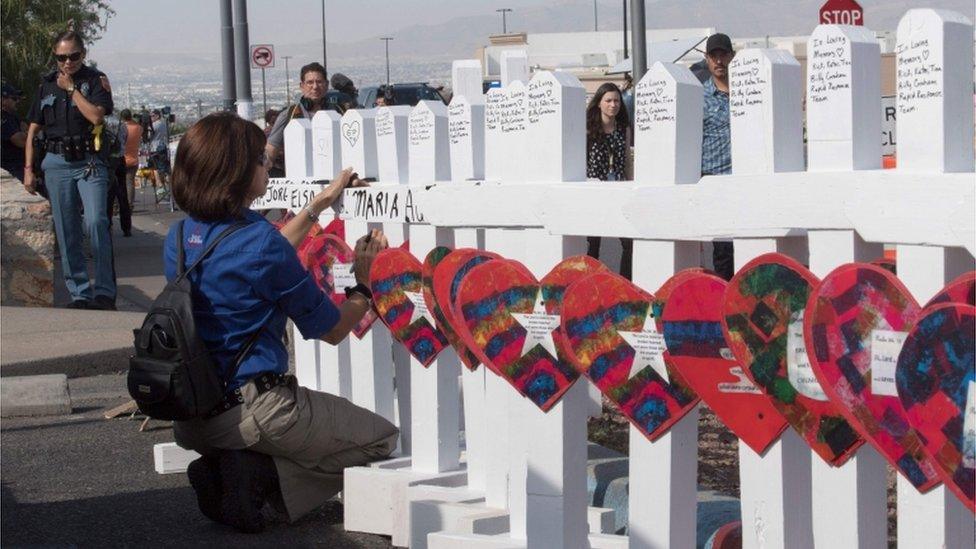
205,372,288,419
45,137,94,155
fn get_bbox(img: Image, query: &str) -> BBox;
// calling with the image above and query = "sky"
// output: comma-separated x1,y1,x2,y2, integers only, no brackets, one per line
89,0,560,56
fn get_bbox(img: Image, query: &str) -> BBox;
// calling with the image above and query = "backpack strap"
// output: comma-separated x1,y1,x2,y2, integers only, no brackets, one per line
175,220,248,283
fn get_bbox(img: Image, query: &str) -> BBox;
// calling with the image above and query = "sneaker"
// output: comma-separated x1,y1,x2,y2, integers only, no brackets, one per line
65,300,90,309
218,450,280,534
89,296,117,311
187,455,223,523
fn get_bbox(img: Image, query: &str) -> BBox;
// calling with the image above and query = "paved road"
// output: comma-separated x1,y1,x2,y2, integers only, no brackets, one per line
1,374,394,547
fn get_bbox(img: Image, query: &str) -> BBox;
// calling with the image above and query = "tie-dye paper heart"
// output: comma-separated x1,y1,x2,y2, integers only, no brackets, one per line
298,233,376,338
897,303,975,511
370,248,449,366
561,271,699,441
453,259,585,411
663,270,787,454
428,248,502,370
925,271,976,308
723,253,863,465
804,263,939,489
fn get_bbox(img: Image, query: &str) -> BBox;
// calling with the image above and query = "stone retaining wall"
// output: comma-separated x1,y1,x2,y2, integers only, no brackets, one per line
1,171,54,306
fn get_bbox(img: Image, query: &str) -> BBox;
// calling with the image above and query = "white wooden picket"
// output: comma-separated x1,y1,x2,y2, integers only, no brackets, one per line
250,8,975,549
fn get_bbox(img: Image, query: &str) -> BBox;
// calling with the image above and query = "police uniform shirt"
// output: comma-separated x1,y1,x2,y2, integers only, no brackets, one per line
27,65,114,139
1,109,25,173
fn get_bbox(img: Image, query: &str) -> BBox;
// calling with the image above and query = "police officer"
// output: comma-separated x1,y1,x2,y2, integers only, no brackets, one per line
24,30,117,310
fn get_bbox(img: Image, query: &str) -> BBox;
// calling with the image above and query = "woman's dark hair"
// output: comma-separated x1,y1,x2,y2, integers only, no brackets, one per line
172,112,266,221
264,108,279,126
585,82,629,142
52,30,86,52
300,62,327,83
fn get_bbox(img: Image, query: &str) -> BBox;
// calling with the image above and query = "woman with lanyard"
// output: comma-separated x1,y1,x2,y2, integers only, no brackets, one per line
585,82,633,280
166,112,398,533
24,30,117,310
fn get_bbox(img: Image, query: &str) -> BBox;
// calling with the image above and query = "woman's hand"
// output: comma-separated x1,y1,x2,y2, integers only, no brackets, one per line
56,71,75,92
23,170,37,195
353,229,388,284
306,167,370,218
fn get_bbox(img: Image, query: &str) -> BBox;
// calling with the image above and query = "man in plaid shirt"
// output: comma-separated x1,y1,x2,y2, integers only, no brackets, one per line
701,33,735,279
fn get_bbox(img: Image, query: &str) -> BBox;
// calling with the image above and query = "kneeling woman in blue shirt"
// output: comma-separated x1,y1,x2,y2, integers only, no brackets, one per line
165,112,397,533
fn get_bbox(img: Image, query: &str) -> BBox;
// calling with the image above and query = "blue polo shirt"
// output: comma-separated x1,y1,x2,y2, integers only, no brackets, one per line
163,209,340,390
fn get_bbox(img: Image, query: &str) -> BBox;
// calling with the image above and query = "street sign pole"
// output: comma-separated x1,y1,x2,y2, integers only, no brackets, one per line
261,67,267,118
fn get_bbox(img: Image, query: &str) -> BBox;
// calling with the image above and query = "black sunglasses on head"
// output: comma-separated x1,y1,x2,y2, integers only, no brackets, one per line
55,52,83,63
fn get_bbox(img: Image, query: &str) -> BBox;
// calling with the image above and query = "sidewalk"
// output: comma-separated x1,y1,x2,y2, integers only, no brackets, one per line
2,189,181,377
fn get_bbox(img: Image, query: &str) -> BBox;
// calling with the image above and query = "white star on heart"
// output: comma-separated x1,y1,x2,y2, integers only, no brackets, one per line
511,291,561,360
617,309,670,382
404,291,435,326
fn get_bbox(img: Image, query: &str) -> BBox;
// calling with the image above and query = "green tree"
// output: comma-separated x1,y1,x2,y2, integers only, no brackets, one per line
1,0,114,116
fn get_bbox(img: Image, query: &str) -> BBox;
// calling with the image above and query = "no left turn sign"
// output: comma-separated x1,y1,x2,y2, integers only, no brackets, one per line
251,44,275,69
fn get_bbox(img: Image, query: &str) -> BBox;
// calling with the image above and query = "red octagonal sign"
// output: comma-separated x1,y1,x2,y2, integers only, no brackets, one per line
820,0,864,25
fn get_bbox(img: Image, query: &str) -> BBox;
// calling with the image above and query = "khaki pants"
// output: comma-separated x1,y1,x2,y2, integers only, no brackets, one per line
174,376,399,521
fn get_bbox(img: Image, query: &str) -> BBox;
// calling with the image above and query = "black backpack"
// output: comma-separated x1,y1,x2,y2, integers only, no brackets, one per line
127,221,261,420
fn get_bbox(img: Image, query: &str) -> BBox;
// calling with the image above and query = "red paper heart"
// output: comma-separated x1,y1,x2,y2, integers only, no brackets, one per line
453,257,597,411
723,253,864,465
298,233,376,338
925,271,976,308
662,270,787,454
560,271,699,440
804,263,940,489
427,248,502,370
897,303,975,512
370,248,449,366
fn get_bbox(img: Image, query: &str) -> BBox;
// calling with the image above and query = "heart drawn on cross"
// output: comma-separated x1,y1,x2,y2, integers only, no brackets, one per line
298,233,377,338
804,263,941,490
722,253,864,465
452,256,602,411
896,303,975,512
425,248,502,371
369,248,449,366
342,121,361,148
662,270,787,454
560,271,699,441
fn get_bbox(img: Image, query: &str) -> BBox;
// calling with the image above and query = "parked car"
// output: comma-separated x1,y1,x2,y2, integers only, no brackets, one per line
359,83,447,108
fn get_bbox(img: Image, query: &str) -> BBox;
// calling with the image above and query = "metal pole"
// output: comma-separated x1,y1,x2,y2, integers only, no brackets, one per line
219,0,236,111
594,0,598,31
630,0,647,82
496,8,511,34
261,67,267,117
197,99,202,119
381,37,393,85
321,0,328,73
232,0,252,120
282,55,292,106
623,0,628,60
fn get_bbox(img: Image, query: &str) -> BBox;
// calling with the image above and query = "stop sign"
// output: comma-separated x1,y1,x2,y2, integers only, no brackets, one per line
819,0,864,25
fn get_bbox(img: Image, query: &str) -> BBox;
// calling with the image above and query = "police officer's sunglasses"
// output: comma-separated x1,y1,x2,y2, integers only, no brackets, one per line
55,52,83,63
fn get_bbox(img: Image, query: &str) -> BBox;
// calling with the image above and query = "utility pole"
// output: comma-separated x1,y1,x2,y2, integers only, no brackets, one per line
594,0,598,31
630,0,647,82
381,37,393,85
219,0,236,111
321,0,328,72
496,8,512,34
260,67,267,117
623,0,628,60
232,0,253,120
282,55,293,106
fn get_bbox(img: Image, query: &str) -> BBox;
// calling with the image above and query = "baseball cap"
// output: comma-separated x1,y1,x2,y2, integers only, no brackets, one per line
705,33,733,54
1,83,23,98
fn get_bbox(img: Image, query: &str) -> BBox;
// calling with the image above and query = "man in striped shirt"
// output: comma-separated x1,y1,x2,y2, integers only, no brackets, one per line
701,33,735,279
